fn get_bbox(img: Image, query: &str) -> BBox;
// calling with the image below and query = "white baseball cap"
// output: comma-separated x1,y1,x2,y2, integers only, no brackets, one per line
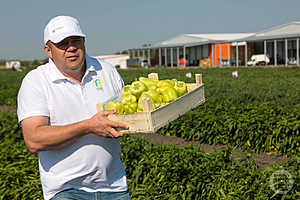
44,16,86,44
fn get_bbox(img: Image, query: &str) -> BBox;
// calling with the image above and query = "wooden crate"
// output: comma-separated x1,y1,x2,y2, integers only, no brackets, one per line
96,73,205,133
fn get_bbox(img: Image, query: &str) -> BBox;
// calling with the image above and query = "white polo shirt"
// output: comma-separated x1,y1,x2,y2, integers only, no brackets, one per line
17,55,127,200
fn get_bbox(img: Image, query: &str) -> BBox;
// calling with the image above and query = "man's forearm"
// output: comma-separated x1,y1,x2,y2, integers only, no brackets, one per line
26,119,91,153
22,110,127,154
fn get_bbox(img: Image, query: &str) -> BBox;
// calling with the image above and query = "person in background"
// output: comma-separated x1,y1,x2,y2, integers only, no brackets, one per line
17,15,131,200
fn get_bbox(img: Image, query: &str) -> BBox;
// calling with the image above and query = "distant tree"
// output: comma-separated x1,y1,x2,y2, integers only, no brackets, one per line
115,50,128,55
31,59,40,67
21,60,31,68
0,60,5,66
121,50,128,54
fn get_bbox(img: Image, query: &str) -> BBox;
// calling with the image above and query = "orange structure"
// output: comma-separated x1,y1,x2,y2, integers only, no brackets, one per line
209,43,232,67
178,57,188,69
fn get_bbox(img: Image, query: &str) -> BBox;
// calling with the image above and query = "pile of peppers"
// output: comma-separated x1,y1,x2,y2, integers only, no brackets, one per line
106,76,188,114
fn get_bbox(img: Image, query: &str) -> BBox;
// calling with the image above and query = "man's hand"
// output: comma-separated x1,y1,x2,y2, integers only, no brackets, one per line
87,110,129,138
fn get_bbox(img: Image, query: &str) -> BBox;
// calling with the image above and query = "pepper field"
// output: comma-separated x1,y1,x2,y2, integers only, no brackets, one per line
0,67,299,199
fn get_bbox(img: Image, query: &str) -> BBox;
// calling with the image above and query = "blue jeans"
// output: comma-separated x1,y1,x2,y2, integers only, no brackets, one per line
51,188,131,200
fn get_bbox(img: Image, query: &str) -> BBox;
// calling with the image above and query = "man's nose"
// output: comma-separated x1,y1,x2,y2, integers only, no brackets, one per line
65,41,78,51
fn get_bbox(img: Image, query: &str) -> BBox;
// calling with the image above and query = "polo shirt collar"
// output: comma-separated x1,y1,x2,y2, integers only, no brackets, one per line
86,55,102,72
48,58,68,82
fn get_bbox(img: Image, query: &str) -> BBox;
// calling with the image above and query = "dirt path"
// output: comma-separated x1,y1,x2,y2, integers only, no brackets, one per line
132,132,289,170
0,105,16,113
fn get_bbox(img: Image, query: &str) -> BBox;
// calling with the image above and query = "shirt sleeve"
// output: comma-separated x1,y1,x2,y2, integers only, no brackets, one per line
17,71,49,124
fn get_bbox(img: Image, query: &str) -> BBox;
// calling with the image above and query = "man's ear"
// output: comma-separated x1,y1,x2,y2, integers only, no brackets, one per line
43,44,53,59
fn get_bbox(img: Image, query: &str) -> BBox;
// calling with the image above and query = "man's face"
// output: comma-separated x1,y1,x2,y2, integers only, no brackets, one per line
44,36,86,74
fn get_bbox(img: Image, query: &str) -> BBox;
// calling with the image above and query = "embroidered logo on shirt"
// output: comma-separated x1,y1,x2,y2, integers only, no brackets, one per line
94,79,102,89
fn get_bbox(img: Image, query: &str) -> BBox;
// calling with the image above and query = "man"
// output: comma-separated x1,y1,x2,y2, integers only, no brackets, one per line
17,16,131,200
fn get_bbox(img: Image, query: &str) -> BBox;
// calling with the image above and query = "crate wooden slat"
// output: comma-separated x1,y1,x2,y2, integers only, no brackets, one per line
151,83,205,132
96,73,205,134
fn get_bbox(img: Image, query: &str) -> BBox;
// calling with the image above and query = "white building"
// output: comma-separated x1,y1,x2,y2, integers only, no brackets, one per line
6,61,21,70
130,21,300,67
93,54,130,69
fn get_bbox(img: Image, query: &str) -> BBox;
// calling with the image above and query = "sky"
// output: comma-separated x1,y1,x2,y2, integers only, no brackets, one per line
1,0,300,61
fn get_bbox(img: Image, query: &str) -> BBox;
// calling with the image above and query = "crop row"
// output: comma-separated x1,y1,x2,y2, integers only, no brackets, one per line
3,67,300,107
118,67,300,155
159,102,300,155
0,111,299,199
1,67,300,156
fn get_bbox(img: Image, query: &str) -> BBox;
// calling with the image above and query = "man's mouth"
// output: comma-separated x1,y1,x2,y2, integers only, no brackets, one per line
66,55,79,61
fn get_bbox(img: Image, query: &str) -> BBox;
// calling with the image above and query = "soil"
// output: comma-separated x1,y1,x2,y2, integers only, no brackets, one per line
132,132,289,170
0,105,16,113
0,106,289,170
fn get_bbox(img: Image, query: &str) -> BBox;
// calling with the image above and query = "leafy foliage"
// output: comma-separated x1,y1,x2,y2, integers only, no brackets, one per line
0,111,299,199
1,67,300,199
